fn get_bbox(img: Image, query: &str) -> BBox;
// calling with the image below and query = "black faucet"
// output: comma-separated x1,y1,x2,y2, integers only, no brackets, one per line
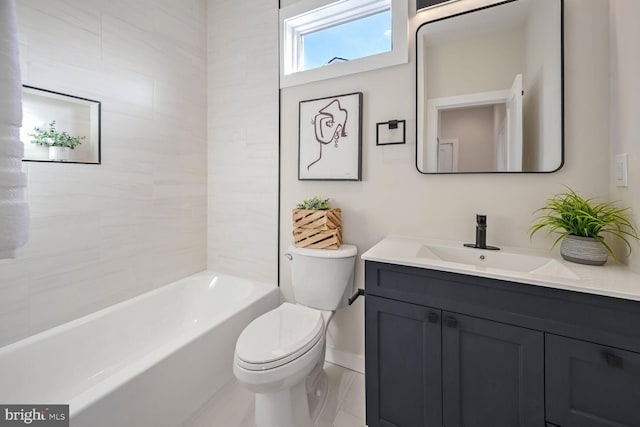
464,214,500,250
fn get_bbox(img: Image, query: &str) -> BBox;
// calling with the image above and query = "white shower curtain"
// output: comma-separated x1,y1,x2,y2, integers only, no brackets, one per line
0,0,30,258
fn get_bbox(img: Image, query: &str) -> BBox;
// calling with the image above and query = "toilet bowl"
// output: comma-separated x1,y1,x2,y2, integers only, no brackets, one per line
233,303,332,427
233,244,357,427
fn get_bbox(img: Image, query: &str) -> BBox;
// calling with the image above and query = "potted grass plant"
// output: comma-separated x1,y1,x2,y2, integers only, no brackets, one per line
292,196,342,249
28,120,85,161
530,187,639,265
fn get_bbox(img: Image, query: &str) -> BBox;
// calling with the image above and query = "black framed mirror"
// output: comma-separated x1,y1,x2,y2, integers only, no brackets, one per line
416,0,563,174
21,85,101,164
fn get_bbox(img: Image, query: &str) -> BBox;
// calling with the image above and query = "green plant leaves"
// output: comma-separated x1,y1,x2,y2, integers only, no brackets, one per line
28,120,85,149
530,187,639,262
296,196,331,210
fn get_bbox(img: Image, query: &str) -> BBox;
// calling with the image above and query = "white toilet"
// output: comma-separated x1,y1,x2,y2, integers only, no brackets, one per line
233,243,357,427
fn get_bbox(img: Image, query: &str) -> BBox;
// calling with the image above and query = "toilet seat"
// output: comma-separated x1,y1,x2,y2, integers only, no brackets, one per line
235,303,324,371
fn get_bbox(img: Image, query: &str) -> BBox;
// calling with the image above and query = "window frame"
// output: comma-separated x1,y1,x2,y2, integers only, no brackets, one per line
279,0,409,88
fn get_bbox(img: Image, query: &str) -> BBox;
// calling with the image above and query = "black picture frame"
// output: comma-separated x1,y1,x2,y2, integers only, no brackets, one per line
298,92,362,181
21,85,101,165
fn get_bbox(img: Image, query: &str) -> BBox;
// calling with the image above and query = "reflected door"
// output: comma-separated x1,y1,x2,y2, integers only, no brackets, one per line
438,138,458,173
506,74,523,172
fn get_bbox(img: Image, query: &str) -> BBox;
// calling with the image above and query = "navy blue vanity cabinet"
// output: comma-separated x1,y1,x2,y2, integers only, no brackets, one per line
365,296,442,426
365,262,544,427
364,260,640,427
441,312,544,427
545,334,640,427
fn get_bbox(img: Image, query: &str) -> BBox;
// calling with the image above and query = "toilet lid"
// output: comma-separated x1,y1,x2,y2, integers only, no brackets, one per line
235,303,324,370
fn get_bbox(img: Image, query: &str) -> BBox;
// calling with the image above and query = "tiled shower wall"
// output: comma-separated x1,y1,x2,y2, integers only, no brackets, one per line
206,0,279,284
0,0,208,346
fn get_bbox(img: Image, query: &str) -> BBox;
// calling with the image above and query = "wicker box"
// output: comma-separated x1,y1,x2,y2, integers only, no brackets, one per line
292,208,342,249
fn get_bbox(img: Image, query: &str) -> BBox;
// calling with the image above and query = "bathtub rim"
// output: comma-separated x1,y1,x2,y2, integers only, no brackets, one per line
0,270,278,417
0,270,276,355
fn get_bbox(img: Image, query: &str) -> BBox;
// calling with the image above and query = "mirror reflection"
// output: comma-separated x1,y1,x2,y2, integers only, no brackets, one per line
416,0,563,173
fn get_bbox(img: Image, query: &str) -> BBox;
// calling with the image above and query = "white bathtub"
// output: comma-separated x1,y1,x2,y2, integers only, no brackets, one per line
0,270,279,427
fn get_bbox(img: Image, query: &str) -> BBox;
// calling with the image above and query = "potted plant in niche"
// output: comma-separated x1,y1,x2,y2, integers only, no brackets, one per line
530,187,639,265
292,196,342,249
28,120,85,161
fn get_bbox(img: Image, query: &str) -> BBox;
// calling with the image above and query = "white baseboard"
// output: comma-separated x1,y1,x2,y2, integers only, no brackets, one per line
325,345,365,374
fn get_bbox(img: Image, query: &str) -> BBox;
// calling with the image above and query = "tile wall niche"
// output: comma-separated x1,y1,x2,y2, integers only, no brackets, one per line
0,0,208,346
206,0,280,284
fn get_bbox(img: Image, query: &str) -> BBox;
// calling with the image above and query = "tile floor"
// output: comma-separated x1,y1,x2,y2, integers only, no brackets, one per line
184,363,366,427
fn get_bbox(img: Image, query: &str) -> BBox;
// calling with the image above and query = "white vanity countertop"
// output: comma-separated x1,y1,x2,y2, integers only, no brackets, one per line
361,235,640,302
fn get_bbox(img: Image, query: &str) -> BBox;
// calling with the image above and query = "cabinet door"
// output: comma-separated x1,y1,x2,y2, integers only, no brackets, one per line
442,312,544,427
546,334,640,427
365,296,442,427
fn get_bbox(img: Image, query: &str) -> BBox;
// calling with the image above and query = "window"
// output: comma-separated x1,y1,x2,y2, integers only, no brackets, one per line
302,10,392,71
280,0,408,87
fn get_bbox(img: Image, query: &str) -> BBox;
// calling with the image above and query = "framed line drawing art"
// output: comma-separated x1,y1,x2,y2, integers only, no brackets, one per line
298,92,362,181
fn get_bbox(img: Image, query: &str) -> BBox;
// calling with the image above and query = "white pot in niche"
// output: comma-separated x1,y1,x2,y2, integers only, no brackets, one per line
48,146,71,161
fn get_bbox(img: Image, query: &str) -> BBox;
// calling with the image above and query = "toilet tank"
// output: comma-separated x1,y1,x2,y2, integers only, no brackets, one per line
287,244,357,311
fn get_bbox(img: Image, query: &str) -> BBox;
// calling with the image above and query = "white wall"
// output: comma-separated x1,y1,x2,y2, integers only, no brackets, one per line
279,0,611,370
0,0,208,347
207,0,279,284
609,0,640,272
424,26,524,98
523,0,563,171
440,105,496,172
1,0,628,372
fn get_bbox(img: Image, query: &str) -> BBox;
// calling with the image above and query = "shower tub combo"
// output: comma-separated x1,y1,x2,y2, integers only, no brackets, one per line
0,271,278,427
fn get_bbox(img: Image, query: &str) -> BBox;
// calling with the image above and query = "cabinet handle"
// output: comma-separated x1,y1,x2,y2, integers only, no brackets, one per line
604,351,624,369
445,316,458,328
428,312,439,323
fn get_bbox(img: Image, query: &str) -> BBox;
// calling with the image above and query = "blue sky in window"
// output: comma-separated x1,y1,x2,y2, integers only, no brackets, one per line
302,10,392,70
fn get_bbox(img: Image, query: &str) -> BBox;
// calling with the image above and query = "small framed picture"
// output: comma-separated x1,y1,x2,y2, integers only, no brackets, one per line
298,92,362,181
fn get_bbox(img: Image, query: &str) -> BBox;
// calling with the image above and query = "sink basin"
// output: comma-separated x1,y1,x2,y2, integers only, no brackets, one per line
416,244,579,280
418,244,547,271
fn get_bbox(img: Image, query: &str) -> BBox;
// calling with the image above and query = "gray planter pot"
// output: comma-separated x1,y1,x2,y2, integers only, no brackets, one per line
560,235,608,266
